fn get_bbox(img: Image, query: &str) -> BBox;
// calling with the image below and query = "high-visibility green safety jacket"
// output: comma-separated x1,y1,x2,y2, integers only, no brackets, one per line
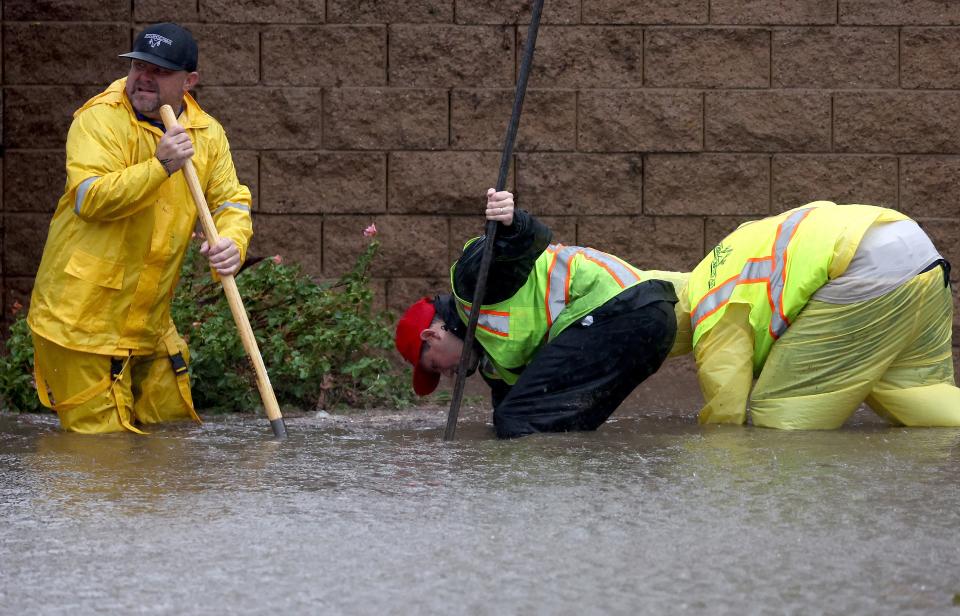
452,241,652,384
687,201,908,374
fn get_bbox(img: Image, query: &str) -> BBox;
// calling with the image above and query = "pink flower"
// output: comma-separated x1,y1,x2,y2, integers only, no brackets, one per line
272,255,283,265
10,300,23,316
363,223,378,237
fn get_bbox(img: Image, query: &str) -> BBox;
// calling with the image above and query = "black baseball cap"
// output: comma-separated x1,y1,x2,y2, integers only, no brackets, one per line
119,23,198,72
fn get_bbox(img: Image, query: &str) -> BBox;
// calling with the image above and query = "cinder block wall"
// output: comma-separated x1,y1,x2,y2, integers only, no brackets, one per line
2,1,958,358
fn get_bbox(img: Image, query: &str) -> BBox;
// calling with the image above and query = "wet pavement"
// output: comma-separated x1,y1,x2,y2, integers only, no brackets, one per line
1,407,959,615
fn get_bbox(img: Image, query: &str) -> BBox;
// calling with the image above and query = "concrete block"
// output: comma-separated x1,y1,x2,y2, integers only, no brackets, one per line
645,154,769,216
389,25,514,87
324,88,448,150
711,0,837,24
388,151,506,214
706,91,832,152
578,90,702,152
901,28,960,89
900,157,960,219
200,0,324,23
645,27,768,88
260,152,386,214
578,215,705,272
524,26,644,88
517,153,643,216
772,27,898,88
324,215,449,278
262,25,385,86
4,23,127,85
583,0,707,24
772,155,898,211
451,89,576,152
198,86,323,149
835,92,960,153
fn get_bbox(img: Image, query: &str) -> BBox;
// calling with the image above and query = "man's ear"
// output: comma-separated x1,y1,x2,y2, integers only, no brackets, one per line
183,71,200,91
419,327,441,342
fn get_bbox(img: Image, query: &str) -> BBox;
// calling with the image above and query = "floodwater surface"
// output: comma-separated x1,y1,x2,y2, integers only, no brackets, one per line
1,408,958,615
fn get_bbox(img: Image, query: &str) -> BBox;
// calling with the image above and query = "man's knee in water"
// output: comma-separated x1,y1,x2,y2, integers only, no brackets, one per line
493,406,537,439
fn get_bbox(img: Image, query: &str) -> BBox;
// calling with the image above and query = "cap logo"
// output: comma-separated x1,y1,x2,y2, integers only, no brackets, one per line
144,33,173,48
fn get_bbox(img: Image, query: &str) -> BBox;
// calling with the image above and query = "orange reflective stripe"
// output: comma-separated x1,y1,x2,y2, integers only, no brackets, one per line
544,244,641,327
691,208,812,338
461,242,645,339
461,303,510,337
692,259,769,328
579,248,641,288
767,208,811,338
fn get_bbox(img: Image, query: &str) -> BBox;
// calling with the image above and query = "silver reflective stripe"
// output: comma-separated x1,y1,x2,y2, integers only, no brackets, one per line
768,208,811,337
462,304,509,337
74,176,100,215
742,259,770,281
545,245,643,326
693,259,774,326
691,208,813,336
213,201,251,216
546,245,574,325
692,276,741,326
580,247,641,288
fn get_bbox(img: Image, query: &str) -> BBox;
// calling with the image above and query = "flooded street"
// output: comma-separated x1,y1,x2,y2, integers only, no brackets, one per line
1,408,958,614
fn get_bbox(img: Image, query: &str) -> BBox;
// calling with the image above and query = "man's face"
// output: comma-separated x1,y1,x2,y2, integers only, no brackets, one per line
419,323,472,379
125,60,198,119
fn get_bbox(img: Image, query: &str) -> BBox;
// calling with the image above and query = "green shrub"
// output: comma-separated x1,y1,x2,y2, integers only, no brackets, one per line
0,315,41,413
0,236,415,415
170,236,414,414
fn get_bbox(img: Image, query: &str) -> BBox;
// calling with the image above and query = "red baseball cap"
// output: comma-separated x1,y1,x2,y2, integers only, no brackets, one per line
395,297,440,396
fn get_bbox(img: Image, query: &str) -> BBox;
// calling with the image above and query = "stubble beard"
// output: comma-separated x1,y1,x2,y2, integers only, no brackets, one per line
131,92,160,115
126,81,161,116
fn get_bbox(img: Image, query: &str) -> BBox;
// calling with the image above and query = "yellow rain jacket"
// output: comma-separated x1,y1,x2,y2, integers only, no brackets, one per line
28,78,252,356
688,203,907,374
672,202,959,428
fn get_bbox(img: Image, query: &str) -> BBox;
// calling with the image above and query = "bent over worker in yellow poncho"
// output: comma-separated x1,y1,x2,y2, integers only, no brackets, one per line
654,201,960,429
26,24,253,434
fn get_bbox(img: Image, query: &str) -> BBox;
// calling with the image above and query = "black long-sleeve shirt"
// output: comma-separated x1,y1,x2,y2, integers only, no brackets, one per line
452,210,551,305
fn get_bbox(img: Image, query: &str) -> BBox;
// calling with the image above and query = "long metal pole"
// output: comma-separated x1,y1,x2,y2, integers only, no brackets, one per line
443,0,546,441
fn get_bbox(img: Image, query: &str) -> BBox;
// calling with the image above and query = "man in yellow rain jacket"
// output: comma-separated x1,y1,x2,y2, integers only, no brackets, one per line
27,23,253,434
670,201,959,429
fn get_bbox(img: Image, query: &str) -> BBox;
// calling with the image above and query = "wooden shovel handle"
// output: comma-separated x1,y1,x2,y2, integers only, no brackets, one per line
159,104,287,438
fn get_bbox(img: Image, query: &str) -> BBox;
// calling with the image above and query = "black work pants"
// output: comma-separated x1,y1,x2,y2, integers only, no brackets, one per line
490,294,677,439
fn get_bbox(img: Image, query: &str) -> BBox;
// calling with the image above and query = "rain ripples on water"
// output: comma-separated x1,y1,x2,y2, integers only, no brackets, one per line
1,409,958,614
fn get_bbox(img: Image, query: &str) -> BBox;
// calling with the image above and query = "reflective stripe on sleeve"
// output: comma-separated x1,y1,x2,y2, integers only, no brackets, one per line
213,201,251,216
692,258,771,327
691,208,813,340
74,176,100,215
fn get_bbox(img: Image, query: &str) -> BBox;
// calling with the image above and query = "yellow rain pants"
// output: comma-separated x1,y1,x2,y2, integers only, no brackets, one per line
696,266,960,429
32,326,200,434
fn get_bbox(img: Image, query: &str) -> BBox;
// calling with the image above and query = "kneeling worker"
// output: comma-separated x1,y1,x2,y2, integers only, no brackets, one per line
398,193,960,435
395,189,681,438
676,200,960,429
